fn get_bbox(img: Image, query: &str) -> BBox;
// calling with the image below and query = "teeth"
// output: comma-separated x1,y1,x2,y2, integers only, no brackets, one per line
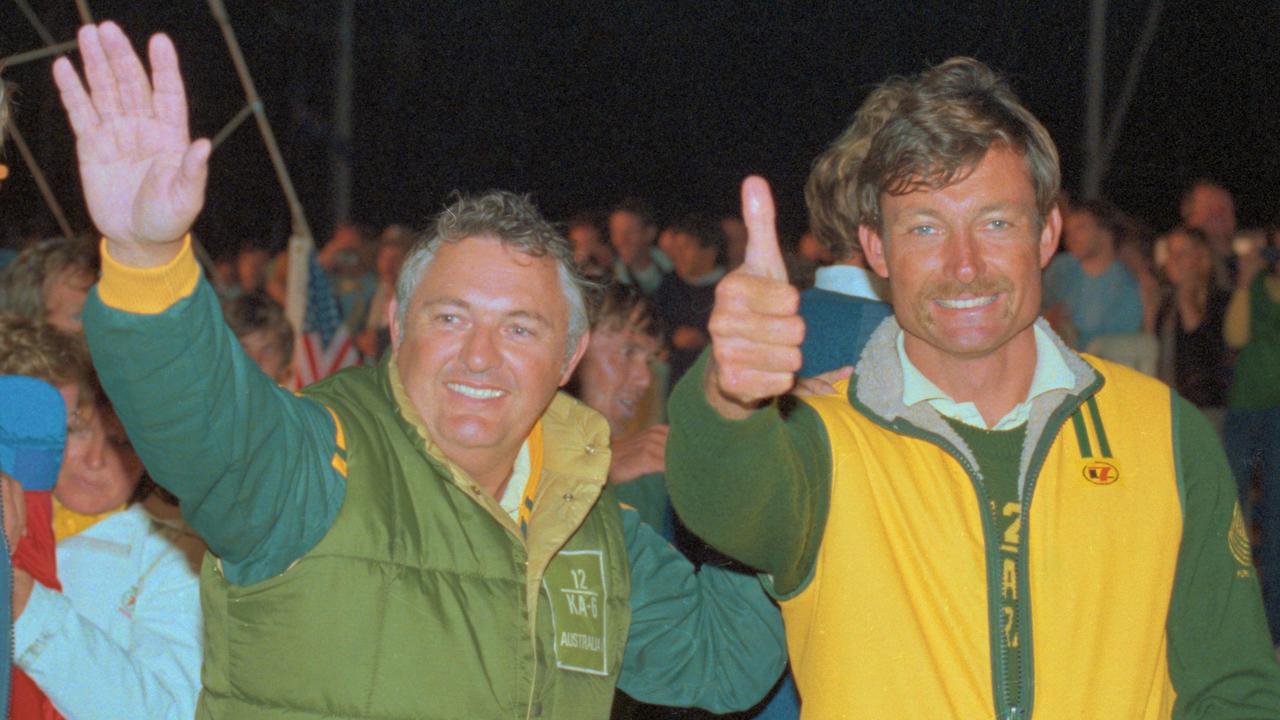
937,295,997,309
448,383,506,399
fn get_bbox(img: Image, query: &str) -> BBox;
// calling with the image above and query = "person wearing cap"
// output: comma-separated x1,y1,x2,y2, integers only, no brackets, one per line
0,372,69,720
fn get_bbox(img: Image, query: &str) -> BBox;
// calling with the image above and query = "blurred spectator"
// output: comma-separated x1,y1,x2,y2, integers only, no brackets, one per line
568,283,670,539
316,224,376,333
0,237,97,334
1223,225,1280,646
1155,226,1230,417
797,76,900,376
721,215,748,271
1115,215,1162,334
1180,179,1237,289
229,243,270,299
566,211,615,278
1043,199,1143,349
30,395,202,719
652,214,725,390
356,225,411,361
0,316,82,720
609,197,672,294
224,292,295,386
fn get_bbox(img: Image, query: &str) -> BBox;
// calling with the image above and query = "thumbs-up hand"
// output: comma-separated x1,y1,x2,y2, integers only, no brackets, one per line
703,177,805,419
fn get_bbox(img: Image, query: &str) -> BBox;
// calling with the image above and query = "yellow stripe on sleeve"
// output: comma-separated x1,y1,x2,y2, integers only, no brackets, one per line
96,235,201,314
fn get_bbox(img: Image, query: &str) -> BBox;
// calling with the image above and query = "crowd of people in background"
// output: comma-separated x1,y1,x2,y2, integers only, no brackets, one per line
1,21,1280,720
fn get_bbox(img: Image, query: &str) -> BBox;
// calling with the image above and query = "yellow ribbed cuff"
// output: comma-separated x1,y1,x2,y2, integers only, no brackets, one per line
97,236,200,314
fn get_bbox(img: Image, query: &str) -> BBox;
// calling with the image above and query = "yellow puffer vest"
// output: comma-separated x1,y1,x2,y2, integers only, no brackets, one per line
787,356,1182,719
197,360,631,719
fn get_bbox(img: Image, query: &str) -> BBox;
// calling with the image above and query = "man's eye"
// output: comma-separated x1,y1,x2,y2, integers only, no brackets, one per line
987,219,1012,230
436,313,458,324
909,225,938,236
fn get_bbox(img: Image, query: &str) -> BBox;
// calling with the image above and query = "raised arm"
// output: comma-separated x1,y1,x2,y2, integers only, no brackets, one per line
665,178,831,594
56,24,343,584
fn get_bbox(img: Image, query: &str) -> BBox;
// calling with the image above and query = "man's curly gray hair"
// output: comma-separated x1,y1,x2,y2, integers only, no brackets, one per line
395,191,596,365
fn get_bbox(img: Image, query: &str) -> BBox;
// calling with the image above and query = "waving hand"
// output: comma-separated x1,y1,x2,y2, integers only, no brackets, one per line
53,22,210,266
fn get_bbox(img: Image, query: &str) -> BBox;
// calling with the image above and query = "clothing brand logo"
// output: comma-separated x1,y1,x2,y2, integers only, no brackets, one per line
1229,503,1253,569
1082,460,1119,485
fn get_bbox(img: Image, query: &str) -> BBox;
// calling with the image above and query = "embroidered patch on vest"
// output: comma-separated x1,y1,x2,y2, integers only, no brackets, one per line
1229,503,1254,570
543,549,609,675
1073,399,1120,485
1082,460,1120,485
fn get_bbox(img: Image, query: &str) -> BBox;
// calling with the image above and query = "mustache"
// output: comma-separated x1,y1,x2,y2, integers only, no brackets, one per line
921,275,1014,300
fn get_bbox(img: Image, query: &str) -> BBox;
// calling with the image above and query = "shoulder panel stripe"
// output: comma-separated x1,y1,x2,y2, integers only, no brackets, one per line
1085,397,1112,458
1070,410,1092,458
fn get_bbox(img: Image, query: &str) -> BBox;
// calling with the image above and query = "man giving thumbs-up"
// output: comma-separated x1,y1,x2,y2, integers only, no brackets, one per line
665,58,1280,719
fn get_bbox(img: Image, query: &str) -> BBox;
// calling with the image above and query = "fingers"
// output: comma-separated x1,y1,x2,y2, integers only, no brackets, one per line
740,176,788,282
99,21,153,116
148,32,190,138
52,56,100,136
77,24,123,118
175,138,212,215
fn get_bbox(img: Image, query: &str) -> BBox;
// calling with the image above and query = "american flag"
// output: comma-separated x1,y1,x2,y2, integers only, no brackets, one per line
291,251,361,389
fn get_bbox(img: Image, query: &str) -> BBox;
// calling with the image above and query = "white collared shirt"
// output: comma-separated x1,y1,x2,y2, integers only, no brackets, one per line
897,325,1075,430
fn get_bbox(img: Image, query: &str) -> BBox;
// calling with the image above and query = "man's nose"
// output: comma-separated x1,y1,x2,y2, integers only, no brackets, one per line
461,327,501,372
944,229,985,284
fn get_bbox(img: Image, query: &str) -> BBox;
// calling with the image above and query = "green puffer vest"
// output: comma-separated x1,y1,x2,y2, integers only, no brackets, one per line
197,360,631,719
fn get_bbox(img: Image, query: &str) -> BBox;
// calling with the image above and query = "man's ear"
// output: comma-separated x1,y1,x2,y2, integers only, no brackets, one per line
559,329,591,386
388,297,401,348
860,224,890,279
1039,205,1063,269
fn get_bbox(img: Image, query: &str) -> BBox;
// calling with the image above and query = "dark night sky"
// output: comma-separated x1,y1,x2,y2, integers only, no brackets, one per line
3,1,1279,257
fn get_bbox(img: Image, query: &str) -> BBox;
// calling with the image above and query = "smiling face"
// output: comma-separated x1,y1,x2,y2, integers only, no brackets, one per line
577,320,660,434
391,236,586,485
861,145,1060,371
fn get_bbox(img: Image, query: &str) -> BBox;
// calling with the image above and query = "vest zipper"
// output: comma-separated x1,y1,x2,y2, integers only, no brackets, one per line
910,424,1017,720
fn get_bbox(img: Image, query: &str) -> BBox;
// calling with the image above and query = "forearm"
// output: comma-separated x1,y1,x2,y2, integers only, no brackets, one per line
14,581,200,719
617,508,786,712
1223,286,1251,349
1166,396,1280,717
83,239,344,581
666,351,830,592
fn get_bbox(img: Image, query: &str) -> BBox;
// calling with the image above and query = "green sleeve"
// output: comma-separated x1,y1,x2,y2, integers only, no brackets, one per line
1167,395,1280,718
83,279,345,585
615,503,786,712
665,350,832,596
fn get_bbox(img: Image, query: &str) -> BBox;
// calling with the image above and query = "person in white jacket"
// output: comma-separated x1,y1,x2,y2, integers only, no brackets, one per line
12,389,202,720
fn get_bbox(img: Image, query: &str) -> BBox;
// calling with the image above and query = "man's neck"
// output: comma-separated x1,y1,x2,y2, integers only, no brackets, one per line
904,329,1038,427
451,448,519,500
1078,247,1115,277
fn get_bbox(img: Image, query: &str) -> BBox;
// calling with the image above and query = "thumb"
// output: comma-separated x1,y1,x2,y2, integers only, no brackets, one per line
740,175,788,281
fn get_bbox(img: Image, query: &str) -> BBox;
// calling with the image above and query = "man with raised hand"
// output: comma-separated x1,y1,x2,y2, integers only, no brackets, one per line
666,58,1280,719
55,21,784,719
